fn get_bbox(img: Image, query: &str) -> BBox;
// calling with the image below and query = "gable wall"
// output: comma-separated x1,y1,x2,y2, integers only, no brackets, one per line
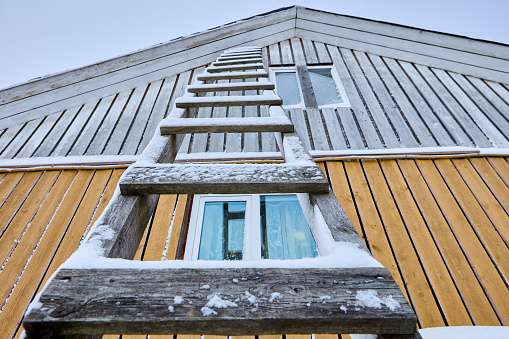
2,39,509,161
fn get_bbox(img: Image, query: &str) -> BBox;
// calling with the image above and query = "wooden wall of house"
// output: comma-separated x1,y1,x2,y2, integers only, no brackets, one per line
2,39,509,161
2,156,508,337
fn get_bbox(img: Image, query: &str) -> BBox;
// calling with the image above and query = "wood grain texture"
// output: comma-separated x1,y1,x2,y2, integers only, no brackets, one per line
160,117,293,134
24,267,416,337
119,164,330,195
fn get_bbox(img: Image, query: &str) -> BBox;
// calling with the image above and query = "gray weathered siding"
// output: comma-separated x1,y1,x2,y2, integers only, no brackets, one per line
2,38,509,160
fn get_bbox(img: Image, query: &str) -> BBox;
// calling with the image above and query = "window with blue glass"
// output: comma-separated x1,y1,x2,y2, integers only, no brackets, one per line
184,194,318,260
270,66,350,108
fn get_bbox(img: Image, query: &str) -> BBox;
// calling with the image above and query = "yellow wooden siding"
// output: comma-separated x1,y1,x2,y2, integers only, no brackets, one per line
1,156,508,337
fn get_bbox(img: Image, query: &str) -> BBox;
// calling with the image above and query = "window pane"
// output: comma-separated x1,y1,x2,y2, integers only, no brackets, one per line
198,201,246,260
260,195,318,259
308,68,342,106
275,71,301,106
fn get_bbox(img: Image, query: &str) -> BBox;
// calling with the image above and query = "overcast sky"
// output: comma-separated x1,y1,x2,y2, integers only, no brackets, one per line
1,0,508,90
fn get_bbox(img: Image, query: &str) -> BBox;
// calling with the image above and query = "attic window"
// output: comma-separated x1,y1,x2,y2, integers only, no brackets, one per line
271,66,349,108
184,194,319,261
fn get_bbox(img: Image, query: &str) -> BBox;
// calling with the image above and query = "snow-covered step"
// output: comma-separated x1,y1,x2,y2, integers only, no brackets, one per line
220,52,261,58
119,164,330,195
175,94,282,108
225,47,262,52
222,49,261,55
186,81,274,93
197,70,268,81
207,63,264,73
212,58,263,66
159,116,294,134
217,54,262,61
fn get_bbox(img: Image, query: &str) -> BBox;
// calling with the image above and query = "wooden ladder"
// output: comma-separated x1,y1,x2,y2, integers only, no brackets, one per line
23,47,421,339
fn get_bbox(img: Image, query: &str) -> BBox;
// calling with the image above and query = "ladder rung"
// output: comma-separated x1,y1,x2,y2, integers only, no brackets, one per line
212,58,263,66
159,116,294,134
222,50,261,55
175,94,282,108
207,63,264,73
119,164,330,195
197,71,268,81
187,82,274,93
217,54,262,61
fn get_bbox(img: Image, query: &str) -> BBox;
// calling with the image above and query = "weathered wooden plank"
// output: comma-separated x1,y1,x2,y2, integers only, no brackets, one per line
197,71,268,82
218,54,264,61
305,108,329,151
321,108,347,150
15,111,62,158
207,63,264,73
243,88,260,152
398,61,474,147
416,65,494,148
1,117,44,159
354,51,417,148
301,39,319,65
290,38,307,65
297,65,318,108
311,190,369,252
368,55,436,147
0,124,24,157
175,94,282,108
448,72,509,145
165,194,189,260
189,92,214,153
328,46,382,149
208,80,228,153
279,40,294,65
268,44,282,66
102,86,147,155
431,68,507,147
314,42,332,64
260,105,278,152
289,108,312,150
225,79,244,152
160,117,293,134
381,58,451,147
336,107,366,150
341,49,400,149
212,58,263,66
24,267,416,337
119,164,330,195
187,82,274,93
68,95,116,156
120,79,165,155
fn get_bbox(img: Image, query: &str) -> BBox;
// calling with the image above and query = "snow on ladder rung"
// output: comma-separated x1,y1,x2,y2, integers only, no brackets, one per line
175,94,282,108
159,116,294,134
197,71,268,81
212,58,263,66
207,63,264,73
187,82,274,93
217,54,262,61
119,164,330,195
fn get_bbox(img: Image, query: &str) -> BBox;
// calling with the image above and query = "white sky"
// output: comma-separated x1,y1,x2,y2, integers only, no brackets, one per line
1,0,508,90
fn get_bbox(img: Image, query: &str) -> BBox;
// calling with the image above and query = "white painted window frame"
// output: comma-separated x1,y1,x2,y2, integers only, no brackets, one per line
270,68,306,109
184,193,320,261
270,66,350,108
308,66,351,108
